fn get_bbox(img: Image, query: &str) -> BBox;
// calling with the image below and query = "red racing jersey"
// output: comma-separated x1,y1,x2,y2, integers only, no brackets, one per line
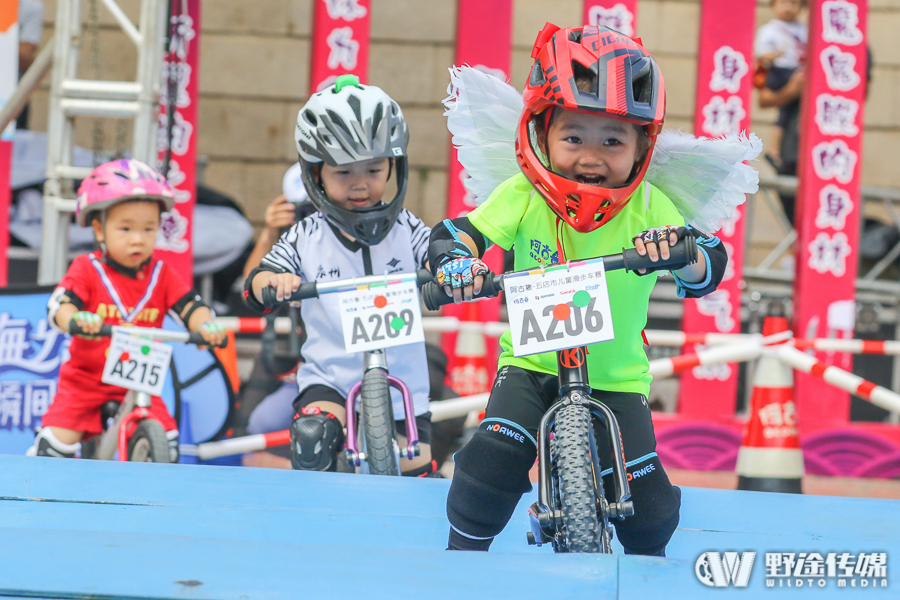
51,251,193,402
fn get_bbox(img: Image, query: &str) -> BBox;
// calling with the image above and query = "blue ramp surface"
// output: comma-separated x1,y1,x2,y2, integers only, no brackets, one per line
0,455,897,599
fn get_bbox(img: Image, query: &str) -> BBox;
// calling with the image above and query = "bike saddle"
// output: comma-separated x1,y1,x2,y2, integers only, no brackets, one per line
100,401,121,431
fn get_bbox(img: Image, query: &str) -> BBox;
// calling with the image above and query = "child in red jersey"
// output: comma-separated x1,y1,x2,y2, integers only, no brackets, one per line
29,159,226,459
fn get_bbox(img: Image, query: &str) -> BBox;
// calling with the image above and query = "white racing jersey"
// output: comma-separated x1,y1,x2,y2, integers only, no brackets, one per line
261,210,432,418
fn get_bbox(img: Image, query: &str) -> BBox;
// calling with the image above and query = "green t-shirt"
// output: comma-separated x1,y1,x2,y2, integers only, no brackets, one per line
468,173,685,397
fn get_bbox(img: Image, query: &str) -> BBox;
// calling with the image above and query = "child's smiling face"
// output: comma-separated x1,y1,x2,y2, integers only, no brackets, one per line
92,200,160,268
538,109,641,189
320,157,390,212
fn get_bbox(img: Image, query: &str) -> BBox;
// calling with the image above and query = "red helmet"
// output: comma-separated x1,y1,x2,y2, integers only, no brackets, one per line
515,23,666,233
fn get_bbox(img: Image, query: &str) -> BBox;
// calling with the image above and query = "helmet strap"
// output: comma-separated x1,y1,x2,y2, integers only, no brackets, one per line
555,216,567,264
544,107,554,137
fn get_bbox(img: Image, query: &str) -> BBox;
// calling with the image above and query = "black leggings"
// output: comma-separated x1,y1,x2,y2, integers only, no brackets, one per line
447,366,681,554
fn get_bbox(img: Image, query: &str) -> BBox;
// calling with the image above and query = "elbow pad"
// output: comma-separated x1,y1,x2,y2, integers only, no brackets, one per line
673,229,728,299
243,264,288,314
47,287,84,333
428,217,487,277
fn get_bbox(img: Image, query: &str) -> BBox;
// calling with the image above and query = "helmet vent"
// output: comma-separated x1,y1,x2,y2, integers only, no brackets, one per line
631,57,653,104
346,94,363,123
326,109,352,138
303,109,318,127
529,59,546,87
568,30,582,43
372,102,384,136
571,61,597,94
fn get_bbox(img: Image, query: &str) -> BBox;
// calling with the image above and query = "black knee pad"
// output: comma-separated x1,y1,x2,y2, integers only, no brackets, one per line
290,409,344,472
447,426,535,540
610,459,682,555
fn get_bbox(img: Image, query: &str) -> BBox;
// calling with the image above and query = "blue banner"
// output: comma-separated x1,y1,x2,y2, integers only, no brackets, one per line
0,287,69,455
0,287,232,456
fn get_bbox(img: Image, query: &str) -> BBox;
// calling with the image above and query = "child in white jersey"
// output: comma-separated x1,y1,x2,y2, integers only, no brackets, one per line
244,75,436,476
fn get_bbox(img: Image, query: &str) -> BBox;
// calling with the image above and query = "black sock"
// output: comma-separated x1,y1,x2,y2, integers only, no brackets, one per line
623,543,666,557
447,527,493,551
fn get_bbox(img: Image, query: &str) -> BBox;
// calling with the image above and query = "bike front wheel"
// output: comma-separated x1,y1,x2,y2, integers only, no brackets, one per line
127,419,172,463
554,403,602,552
359,368,399,476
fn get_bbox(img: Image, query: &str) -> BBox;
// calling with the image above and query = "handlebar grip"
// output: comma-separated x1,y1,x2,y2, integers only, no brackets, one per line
260,285,280,309
621,236,698,273
421,273,504,312
416,269,434,287
68,321,113,337
189,331,230,348
288,282,320,302
261,281,319,308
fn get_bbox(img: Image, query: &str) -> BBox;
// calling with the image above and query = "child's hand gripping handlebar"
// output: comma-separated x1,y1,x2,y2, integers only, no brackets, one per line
421,236,698,312
258,269,436,309
68,321,230,348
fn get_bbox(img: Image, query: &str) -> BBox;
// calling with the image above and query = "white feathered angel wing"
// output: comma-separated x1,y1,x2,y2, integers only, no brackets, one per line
443,66,523,206
443,65,763,231
645,130,762,233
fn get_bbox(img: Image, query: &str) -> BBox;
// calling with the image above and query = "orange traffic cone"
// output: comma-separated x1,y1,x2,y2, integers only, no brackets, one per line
736,314,804,493
449,302,490,396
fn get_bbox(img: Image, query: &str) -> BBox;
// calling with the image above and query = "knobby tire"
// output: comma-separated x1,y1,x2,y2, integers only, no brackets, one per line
554,403,602,552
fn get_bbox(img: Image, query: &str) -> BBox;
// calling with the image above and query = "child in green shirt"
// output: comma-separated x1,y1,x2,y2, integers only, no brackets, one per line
429,24,728,556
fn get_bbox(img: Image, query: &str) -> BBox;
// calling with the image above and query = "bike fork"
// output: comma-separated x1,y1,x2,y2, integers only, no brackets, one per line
344,349,420,467
117,391,153,461
528,348,634,547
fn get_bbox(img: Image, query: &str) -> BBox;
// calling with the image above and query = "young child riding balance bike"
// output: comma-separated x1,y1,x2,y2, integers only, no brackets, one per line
31,159,226,459
429,25,731,556
244,75,436,477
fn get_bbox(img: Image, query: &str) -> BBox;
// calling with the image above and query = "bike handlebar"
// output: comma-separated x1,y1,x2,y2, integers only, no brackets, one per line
421,236,698,312
68,322,229,348
259,268,435,309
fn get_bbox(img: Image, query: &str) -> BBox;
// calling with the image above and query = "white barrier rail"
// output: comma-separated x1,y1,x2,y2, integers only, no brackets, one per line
216,317,900,357
773,345,900,414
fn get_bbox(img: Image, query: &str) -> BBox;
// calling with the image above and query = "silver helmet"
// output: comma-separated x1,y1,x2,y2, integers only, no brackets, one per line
294,74,409,246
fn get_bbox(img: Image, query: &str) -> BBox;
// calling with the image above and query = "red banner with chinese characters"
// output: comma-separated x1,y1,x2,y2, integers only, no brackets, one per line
0,1,17,286
793,0,868,432
309,0,371,92
443,0,513,389
156,0,200,285
678,0,756,419
582,1,638,35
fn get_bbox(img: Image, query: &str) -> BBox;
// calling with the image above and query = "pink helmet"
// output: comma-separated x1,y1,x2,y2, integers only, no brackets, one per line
75,159,175,227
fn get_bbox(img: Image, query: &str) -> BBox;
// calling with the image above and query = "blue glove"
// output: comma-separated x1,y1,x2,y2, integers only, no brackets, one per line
436,257,489,290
